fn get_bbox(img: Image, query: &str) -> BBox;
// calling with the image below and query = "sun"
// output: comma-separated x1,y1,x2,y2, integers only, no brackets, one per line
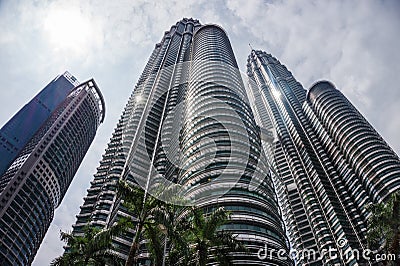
44,7,92,53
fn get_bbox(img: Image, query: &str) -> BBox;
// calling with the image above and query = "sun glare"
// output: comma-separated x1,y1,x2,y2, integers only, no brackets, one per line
44,7,92,53
272,88,282,99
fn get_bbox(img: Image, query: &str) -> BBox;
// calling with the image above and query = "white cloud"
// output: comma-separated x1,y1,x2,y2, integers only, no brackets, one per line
0,0,399,265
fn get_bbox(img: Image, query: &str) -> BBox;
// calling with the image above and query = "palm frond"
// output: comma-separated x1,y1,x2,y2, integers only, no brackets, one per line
204,207,229,239
91,250,125,266
144,223,165,266
59,230,74,244
117,180,146,215
50,252,79,266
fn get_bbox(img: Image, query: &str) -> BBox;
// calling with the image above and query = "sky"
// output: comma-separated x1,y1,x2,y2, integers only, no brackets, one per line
0,0,399,265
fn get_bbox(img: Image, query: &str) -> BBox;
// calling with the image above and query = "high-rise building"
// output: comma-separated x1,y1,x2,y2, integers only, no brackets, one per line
246,49,400,265
306,81,400,201
0,72,79,176
72,18,292,265
0,75,105,265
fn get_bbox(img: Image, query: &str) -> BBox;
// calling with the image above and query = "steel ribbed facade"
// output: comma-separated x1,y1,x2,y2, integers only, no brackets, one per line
71,19,292,265
306,81,400,202
246,50,374,265
0,78,104,265
72,18,204,261
180,25,291,265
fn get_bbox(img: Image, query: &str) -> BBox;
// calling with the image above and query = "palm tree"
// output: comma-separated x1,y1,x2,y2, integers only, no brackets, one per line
117,181,245,266
152,201,192,266
146,205,244,266
143,222,165,266
116,180,165,266
367,191,400,264
184,206,245,266
51,220,129,266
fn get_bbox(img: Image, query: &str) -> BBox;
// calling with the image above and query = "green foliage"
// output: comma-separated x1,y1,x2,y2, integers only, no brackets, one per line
58,180,246,266
143,223,164,266
51,221,129,266
117,180,167,266
186,206,246,266
155,204,192,266
366,191,400,265
117,180,247,266
366,199,393,251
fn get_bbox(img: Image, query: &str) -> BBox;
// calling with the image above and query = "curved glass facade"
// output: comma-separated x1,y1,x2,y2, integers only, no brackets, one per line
306,81,400,202
72,19,291,265
0,79,104,265
179,25,291,265
73,18,203,260
246,50,373,265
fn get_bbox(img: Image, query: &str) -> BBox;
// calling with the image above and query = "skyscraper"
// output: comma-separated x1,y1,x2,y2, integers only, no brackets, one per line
0,75,105,265
0,72,79,177
305,81,400,201
246,49,400,265
72,18,292,265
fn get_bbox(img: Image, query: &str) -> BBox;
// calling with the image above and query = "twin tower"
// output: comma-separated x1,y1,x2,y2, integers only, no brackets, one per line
2,18,400,265
74,18,400,265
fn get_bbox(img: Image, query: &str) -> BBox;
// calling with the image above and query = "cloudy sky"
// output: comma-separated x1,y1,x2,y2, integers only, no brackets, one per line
0,0,399,264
